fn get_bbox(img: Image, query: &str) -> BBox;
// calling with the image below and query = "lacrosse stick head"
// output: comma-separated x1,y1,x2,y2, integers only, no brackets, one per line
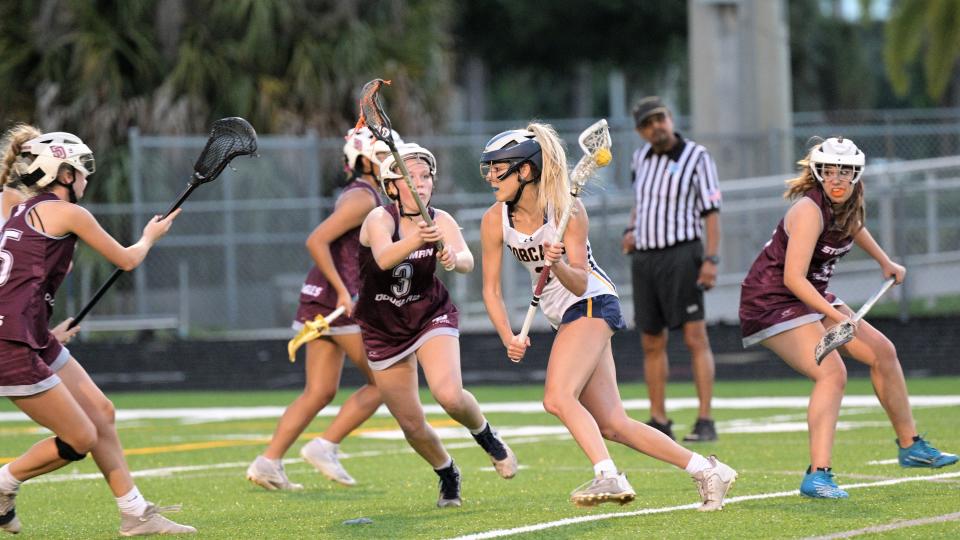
571,119,612,188
192,117,258,185
815,320,856,365
356,79,398,148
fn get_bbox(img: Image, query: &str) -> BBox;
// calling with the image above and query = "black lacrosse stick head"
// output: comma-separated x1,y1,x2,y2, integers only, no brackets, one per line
356,79,397,146
192,117,258,185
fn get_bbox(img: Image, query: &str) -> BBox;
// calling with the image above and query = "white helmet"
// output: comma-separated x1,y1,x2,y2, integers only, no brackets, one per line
377,142,436,198
19,132,95,188
343,127,403,172
810,137,865,184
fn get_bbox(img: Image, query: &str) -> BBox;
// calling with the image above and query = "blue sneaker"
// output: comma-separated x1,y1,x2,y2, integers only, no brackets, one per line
800,467,849,499
898,436,959,468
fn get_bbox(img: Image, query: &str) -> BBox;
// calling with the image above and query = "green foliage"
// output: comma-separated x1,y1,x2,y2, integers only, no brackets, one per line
884,0,960,104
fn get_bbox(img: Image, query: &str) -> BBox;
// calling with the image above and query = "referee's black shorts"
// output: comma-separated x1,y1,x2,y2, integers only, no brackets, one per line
631,240,705,334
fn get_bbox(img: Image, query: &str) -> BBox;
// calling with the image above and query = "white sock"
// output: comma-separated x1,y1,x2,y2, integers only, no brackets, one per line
593,459,618,478
316,437,338,451
267,457,283,468
434,457,453,471
469,421,489,436
116,486,148,517
684,453,711,475
0,464,21,492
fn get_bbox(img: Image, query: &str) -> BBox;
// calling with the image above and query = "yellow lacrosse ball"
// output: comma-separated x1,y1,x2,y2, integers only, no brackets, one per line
595,148,612,166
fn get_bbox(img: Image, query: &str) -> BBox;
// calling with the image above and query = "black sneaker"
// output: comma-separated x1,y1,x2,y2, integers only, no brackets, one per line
646,418,675,440
435,462,461,508
683,418,718,442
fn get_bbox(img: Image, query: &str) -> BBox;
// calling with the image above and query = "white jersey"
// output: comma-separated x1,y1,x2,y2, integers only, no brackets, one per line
500,203,616,328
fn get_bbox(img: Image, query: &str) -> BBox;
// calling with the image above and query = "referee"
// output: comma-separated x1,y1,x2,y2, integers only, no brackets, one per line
622,96,721,442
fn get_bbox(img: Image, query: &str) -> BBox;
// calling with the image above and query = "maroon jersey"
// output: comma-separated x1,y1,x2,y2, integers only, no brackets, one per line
353,204,459,365
739,187,853,345
295,180,379,329
0,193,77,349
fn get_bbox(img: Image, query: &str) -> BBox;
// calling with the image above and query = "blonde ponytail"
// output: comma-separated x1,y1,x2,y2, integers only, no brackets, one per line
0,124,42,188
526,123,571,224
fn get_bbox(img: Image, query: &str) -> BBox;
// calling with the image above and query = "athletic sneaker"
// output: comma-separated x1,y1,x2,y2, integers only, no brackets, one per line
569,473,636,507
683,418,718,442
800,466,849,499
435,463,462,508
471,425,518,479
245,456,304,491
897,436,959,468
0,490,19,534
300,439,357,486
119,503,196,536
646,418,675,440
691,455,737,511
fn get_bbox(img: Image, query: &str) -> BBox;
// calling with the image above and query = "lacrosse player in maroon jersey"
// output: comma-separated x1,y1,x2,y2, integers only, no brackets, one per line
247,127,397,490
479,123,736,511
0,127,195,536
353,142,517,508
739,137,957,499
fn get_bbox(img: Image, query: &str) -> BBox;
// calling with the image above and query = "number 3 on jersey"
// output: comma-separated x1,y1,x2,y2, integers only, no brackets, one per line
391,262,413,297
0,229,23,287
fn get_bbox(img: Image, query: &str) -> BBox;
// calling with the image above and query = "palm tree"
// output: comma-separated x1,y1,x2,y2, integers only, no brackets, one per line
884,0,960,104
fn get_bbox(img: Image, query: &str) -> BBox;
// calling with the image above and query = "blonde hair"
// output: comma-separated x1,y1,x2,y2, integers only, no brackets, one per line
784,148,865,239
0,124,42,191
526,123,571,224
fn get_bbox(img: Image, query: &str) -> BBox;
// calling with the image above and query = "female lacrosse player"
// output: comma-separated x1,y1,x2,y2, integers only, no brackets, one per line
247,127,393,490
740,136,957,499
353,142,517,508
0,128,194,536
479,124,736,510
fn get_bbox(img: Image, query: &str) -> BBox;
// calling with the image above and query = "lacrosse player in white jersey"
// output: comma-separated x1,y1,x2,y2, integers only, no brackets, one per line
479,122,736,510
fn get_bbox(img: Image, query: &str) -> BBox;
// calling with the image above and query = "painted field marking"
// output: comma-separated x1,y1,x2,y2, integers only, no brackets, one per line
802,511,960,539
444,471,960,540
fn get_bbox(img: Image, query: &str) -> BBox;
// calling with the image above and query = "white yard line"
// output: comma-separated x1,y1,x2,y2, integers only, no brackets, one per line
444,471,960,540
803,511,960,539
2,395,957,424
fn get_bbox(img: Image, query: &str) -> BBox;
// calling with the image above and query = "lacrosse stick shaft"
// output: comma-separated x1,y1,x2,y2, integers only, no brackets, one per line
515,192,580,345
68,182,201,328
851,277,895,322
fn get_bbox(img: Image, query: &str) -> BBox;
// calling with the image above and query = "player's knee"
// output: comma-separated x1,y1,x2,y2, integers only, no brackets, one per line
818,361,847,389
432,389,465,414
302,386,337,410
541,392,571,418
396,416,429,438
876,336,898,365
55,435,93,461
92,396,116,427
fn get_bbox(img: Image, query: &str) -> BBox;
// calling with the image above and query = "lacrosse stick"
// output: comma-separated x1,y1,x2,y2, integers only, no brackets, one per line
815,277,895,365
287,306,347,362
512,119,612,360
69,117,258,328
355,79,453,270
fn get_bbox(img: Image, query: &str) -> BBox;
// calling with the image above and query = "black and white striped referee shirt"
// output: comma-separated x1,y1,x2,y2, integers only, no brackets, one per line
630,133,721,251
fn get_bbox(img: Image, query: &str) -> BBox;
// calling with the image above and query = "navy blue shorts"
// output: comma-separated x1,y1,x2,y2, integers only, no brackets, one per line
560,294,626,332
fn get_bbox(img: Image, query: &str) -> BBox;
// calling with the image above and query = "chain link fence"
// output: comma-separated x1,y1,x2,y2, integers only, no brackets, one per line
60,110,960,337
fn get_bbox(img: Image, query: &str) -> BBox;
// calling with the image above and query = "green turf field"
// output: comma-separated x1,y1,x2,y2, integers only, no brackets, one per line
2,377,959,539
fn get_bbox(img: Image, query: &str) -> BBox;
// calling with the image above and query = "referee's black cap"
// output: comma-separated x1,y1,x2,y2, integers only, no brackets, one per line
633,96,670,127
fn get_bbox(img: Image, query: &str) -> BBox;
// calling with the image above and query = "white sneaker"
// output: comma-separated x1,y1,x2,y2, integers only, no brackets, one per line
300,439,357,486
570,473,636,507
491,441,519,480
246,456,304,491
0,489,20,534
119,503,196,536
692,455,737,511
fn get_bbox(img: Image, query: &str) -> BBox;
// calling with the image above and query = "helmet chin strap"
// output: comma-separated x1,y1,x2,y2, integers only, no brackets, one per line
507,170,540,208
54,179,78,203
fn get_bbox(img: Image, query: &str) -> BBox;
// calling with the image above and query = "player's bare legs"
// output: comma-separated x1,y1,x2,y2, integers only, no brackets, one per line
8,386,97,479
322,333,382,443
372,355,450,468
763,323,846,469
543,318,612,464
833,307,916,446
579,338,692,468
418,335,484,431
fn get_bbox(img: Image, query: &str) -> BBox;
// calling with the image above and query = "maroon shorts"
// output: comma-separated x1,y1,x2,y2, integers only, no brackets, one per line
740,292,841,348
293,300,360,336
359,311,460,370
0,336,68,397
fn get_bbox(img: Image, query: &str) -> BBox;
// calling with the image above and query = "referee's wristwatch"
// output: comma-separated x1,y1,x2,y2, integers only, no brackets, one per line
704,255,720,265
